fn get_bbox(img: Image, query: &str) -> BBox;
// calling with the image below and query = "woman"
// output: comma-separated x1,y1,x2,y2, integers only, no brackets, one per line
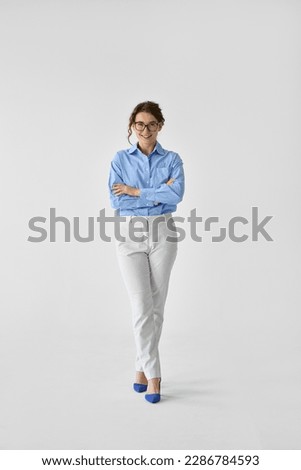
108,101,185,403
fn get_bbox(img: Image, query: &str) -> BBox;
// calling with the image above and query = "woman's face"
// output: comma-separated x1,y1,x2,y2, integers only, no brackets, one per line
132,111,163,148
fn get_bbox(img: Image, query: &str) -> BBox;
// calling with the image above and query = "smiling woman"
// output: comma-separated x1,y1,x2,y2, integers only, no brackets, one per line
108,101,185,404
127,101,165,148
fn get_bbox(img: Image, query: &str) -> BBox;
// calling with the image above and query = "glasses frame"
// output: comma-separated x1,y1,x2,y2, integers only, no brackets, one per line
134,121,159,132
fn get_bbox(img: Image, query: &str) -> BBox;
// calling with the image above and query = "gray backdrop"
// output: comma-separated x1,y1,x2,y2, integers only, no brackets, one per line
0,0,300,449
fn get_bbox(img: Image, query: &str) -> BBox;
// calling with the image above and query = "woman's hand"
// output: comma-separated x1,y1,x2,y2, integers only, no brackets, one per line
112,183,140,197
166,178,175,185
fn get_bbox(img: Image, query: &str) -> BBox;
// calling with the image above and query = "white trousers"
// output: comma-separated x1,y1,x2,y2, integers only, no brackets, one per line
115,213,178,380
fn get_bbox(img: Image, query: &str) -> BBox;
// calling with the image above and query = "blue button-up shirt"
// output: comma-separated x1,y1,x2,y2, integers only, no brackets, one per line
108,141,185,216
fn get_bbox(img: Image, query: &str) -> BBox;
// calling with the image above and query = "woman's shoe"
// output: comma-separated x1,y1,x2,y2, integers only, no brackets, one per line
145,378,161,403
133,383,147,393
145,392,160,403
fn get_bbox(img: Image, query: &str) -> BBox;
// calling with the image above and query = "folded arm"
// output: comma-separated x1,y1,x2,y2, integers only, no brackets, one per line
139,156,185,205
108,159,156,210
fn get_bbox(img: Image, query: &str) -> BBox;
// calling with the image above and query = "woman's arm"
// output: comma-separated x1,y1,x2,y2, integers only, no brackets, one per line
108,158,157,210
138,155,185,205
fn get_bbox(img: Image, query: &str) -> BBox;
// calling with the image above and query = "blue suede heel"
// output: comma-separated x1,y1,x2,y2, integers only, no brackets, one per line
145,392,160,403
145,378,161,403
133,383,148,393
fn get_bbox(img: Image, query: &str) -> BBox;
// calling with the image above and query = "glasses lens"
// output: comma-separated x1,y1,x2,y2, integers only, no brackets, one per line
148,122,158,131
134,122,145,131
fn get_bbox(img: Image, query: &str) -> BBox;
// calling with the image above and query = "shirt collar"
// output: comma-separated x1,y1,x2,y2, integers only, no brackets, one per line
128,141,165,156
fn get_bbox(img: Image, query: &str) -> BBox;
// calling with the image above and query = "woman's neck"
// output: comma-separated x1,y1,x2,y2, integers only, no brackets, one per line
137,141,156,156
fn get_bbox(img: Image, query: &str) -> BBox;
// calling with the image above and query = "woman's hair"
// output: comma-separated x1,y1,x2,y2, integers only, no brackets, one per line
127,101,165,145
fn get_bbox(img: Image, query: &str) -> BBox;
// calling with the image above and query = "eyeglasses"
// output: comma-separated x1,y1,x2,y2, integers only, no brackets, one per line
134,121,159,132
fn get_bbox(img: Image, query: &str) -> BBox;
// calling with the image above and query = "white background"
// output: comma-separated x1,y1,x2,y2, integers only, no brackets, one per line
0,0,300,449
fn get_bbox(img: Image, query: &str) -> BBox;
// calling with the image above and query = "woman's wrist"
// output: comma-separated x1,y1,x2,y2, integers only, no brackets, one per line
129,187,140,197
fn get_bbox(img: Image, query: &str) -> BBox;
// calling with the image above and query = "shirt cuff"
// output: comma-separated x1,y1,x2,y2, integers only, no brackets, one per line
139,188,156,206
